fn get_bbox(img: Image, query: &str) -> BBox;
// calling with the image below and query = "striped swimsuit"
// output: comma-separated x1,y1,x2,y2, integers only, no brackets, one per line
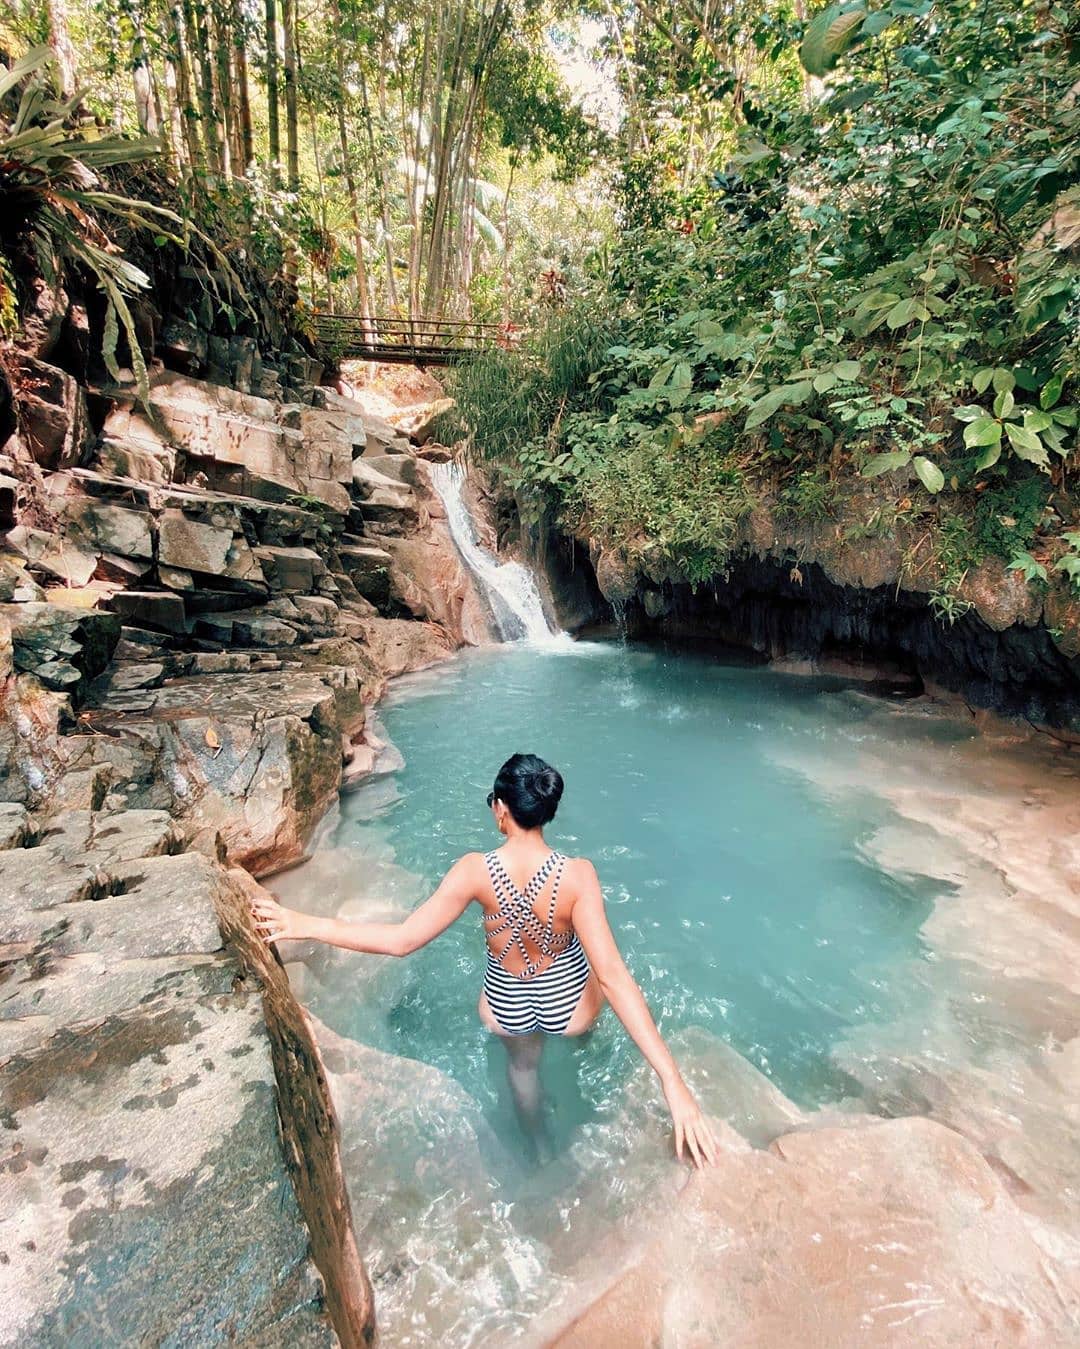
481,849,592,1036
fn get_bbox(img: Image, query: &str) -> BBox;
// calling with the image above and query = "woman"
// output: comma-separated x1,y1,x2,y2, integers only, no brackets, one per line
252,752,718,1168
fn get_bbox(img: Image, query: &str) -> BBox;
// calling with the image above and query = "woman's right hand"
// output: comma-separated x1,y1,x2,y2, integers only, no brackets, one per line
663,1075,719,1168
251,892,309,945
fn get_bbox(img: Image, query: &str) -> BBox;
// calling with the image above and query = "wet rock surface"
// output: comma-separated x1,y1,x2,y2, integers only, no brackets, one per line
519,488,1080,729
551,1115,1073,1349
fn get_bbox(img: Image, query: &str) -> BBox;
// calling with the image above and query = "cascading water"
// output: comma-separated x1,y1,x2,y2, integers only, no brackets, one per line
429,460,562,643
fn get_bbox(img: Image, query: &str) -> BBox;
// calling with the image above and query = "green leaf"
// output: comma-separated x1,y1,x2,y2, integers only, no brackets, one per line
1007,552,1047,583
972,368,994,395
861,10,893,36
744,381,812,429
648,358,676,389
1023,410,1052,433
861,449,911,477
886,298,917,328
0,46,52,102
993,389,1015,419
800,3,868,77
833,359,861,380
1040,372,1065,410
813,370,837,393
963,417,1002,448
973,441,1002,471
912,456,944,493
1004,422,1048,465
952,404,986,423
992,368,1016,394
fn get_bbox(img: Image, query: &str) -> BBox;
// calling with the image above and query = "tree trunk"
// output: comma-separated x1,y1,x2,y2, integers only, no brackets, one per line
358,66,400,311
211,0,234,176
282,0,300,192
331,0,374,335
281,0,301,281
233,0,254,171
188,0,223,174
168,0,203,168
264,0,281,185
125,0,161,135
45,0,78,98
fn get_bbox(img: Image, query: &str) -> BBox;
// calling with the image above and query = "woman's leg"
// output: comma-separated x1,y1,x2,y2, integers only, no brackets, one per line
504,1031,546,1137
479,993,553,1160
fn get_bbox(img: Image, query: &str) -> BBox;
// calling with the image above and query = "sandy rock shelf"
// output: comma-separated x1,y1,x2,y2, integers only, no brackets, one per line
550,1114,1075,1349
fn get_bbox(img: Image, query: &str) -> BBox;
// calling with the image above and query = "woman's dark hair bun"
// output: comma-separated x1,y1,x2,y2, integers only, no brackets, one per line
491,753,564,829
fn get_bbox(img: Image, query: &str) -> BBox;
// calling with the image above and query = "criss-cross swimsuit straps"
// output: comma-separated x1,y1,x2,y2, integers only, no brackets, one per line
482,849,590,1036
484,848,569,977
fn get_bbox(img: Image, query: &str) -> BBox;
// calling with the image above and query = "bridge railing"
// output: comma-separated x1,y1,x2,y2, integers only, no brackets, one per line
310,312,506,364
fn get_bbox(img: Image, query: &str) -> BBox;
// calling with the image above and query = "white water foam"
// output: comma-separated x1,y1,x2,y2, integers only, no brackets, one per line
429,461,565,645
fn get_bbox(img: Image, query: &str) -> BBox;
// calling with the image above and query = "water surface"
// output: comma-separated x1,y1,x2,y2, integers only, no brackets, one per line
275,640,1072,1345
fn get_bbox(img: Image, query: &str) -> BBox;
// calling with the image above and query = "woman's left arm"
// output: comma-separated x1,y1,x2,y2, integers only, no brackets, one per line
251,853,480,956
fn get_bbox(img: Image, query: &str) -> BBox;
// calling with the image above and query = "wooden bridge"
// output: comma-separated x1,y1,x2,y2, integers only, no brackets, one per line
310,312,505,366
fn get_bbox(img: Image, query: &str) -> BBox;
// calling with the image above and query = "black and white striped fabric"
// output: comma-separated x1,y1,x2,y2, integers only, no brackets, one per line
481,849,591,1035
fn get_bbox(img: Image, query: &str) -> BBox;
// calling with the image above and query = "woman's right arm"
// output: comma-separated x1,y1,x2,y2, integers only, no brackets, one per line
251,855,479,956
571,859,719,1168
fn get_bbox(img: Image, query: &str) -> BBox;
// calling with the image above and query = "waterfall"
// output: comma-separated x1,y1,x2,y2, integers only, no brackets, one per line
429,461,563,644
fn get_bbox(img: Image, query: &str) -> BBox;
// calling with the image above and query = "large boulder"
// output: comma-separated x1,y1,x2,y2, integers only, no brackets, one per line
5,526,99,588
102,372,351,512
75,668,364,875
389,396,455,446
50,495,154,562
0,809,344,1346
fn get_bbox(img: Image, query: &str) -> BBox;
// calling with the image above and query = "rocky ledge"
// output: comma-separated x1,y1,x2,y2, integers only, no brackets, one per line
0,351,490,1342
0,805,370,1344
520,485,1080,732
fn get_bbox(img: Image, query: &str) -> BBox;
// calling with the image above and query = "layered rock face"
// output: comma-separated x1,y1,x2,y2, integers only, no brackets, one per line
0,349,487,1343
1,364,487,868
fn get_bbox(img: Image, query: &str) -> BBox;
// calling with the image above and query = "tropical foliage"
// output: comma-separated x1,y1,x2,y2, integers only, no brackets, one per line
2,0,603,321
0,45,236,399
450,0,1080,606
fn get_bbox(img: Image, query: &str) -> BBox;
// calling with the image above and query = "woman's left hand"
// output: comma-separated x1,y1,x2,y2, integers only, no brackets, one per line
250,893,308,945
663,1075,720,1168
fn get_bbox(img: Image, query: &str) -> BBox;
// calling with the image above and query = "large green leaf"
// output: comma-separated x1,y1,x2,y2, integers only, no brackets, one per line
745,380,812,429
0,46,52,103
1005,422,1049,465
912,456,944,493
861,449,911,477
800,3,868,77
963,417,1002,448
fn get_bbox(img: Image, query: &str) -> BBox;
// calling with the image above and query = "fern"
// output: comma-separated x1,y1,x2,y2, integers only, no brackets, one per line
0,47,248,407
